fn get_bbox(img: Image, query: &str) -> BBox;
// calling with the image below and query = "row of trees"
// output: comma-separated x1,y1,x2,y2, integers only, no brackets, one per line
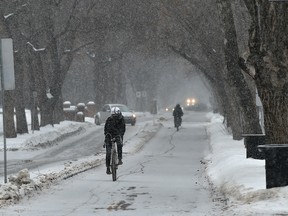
0,0,287,146
0,0,160,138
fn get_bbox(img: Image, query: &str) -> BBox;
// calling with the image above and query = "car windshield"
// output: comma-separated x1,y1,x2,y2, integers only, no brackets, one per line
112,105,129,112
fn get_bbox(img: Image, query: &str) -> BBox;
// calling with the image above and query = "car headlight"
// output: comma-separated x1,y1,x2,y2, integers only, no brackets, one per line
132,114,136,118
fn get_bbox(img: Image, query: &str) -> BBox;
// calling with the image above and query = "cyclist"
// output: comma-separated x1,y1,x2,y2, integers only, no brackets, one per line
173,104,184,128
104,107,126,175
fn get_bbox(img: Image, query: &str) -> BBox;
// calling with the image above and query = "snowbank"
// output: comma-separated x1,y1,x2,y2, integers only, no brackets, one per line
205,113,288,215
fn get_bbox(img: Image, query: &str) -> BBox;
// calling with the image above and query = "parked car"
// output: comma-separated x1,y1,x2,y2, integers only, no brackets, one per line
95,104,136,126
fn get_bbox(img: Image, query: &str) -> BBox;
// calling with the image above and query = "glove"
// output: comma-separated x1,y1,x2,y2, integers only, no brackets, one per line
103,143,106,148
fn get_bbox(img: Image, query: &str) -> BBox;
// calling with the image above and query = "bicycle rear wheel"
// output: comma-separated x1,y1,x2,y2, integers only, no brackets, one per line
175,117,180,131
111,149,117,181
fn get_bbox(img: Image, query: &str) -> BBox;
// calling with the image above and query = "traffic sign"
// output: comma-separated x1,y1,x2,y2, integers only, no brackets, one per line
0,38,15,90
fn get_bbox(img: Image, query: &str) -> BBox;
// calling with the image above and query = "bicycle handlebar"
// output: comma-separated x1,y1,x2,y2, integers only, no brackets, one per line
103,133,122,148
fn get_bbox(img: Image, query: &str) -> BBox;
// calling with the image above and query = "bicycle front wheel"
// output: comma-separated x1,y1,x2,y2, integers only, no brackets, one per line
111,150,117,181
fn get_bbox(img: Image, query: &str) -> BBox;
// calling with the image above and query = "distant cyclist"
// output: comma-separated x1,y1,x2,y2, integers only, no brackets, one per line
173,104,184,128
104,107,126,175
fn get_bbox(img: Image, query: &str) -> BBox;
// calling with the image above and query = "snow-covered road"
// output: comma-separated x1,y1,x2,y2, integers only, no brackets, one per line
0,111,225,215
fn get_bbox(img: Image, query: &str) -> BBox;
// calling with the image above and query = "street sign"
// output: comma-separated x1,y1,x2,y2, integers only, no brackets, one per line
0,39,15,90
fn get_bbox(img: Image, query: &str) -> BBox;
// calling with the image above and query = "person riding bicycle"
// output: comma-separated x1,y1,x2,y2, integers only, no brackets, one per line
104,107,126,175
173,104,184,128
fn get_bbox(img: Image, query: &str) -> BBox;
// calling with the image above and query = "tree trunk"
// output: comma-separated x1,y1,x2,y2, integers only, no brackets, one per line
4,91,16,138
40,103,54,127
217,0,262,135
53,94,64,124
14,52,28,134
30,108,40,131
243,1,288,144
259,89,288,144
26,44,43,130
30,90,40,131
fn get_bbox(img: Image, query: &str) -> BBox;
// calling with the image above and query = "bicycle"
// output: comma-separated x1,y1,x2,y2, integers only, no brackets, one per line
104,133,121,181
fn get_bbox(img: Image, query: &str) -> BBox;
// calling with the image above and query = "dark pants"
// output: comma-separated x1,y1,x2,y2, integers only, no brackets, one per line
105,135,123,168
174,116,182,127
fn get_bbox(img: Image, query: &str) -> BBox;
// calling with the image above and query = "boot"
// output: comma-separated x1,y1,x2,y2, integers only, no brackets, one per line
118,159,123,165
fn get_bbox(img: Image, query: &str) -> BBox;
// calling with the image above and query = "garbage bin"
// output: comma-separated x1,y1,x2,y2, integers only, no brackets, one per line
258,144,288,189
242,134,265,159
63,105,77,121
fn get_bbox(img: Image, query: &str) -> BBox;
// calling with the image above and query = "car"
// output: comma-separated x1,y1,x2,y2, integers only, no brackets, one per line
95,104,136,126
184,103,208,111
164,106,174,112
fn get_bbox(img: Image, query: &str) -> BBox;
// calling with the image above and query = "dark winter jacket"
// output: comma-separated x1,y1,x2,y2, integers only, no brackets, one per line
173,105,184,118
104,114,126,138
